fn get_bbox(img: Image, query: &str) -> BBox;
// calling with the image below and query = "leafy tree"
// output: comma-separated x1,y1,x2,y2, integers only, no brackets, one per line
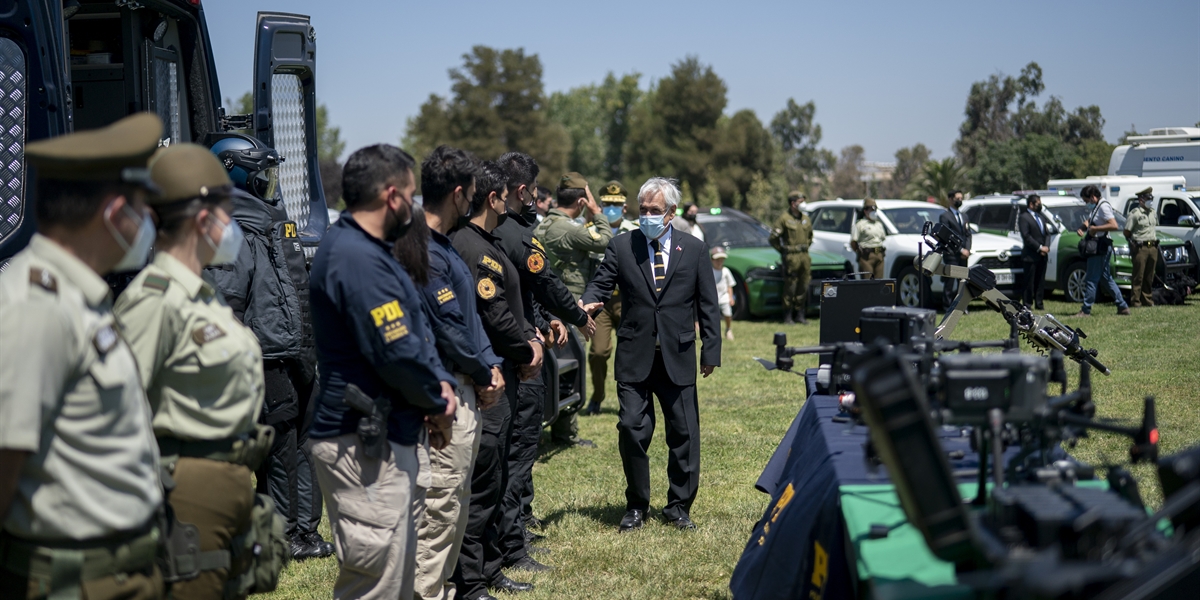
712,109,776,205
1073,138,1115,178
830,145,865,198
886,143,930,199
970,134,1077,195
906,158,967,206
770,98,826,186
404,46,570,185
547,72,644,184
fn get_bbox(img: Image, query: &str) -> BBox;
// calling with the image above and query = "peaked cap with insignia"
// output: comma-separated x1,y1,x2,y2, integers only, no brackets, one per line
25,112,163,188
558,171,589,191
148,143,234,205
599,180,628,204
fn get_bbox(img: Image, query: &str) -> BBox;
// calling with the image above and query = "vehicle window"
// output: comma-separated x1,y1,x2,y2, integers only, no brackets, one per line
964,206,982,225
977,205,1014,230
68,13,128,131
700,219,770,248
1158,198,1194,226
0,37,26,248
813,208,853,234
880,207,946,234
1046,205,1126,230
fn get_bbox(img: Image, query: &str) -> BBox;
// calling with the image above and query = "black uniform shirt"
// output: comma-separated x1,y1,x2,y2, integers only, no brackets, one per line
450,222,536,364
422,228,503,386
493,210,589,328
308,214,452,446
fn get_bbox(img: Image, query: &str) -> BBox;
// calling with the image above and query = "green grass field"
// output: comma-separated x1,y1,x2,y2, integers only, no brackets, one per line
265,297,1199,600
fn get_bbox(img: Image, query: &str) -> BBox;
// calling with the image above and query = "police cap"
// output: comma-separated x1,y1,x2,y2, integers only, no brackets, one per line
1135,186,1153,198
598,180,627,204
148,143,234,205
788,190,806,202
558,172,588,191
25,113,162,188
862,197,877,210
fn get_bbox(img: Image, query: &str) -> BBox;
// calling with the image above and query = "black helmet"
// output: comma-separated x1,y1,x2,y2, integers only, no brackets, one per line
207,133,283,201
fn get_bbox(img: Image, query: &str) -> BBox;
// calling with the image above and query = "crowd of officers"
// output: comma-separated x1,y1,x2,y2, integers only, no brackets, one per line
0,111,676,600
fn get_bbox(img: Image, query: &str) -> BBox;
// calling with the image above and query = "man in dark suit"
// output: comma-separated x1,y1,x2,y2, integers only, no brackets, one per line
1017,194,1052,310
580,177,722,532
938,190,973,308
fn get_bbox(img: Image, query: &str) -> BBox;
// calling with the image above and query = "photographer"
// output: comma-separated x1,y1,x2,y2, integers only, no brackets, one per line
1074,185,1131,317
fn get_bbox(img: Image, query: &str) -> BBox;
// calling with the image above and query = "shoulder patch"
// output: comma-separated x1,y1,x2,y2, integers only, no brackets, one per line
143,275,171,293
527,252,545,273
191,323,226,346
29,267,57,294
477,277,497,300
370,300,410,343
531,237,545,252
480,254,504,277
435,287,456,305
93,324,118,354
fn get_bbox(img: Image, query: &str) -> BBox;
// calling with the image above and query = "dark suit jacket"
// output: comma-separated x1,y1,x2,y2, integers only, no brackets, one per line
939,208,973,252
1018,208,1052,259
581,227,721,386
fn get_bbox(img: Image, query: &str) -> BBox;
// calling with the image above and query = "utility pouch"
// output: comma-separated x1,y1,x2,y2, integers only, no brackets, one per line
229,424,276,471
343,384,391,461
225,494,289,597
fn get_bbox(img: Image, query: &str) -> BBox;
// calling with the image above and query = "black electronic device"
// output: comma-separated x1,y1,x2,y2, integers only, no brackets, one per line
938,353,1049,425
1158,445,1200,532
818,279,897,345
858,306,935,346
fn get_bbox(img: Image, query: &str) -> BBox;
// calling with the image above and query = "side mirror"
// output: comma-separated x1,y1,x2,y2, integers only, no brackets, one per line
968,223,979,233
1179,215,1198,227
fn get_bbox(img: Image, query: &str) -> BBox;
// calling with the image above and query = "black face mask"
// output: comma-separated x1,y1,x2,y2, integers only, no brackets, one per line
384,204,413,242
520,202,537,220
494,206,509,228
953,199,963,209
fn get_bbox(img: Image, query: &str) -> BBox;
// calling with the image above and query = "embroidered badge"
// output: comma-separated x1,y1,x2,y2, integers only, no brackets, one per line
370,300,409,343
191,323,226,345
29,268,57,293
477,277,497,300
527,252,544,273
93,324,118,354
435,287,456,305
480,255,504,276
531,237,545,252
143,275,170,292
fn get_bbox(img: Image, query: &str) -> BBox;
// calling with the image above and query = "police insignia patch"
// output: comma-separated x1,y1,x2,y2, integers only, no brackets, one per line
370,300,409,343
531,237,545,252
480,255,504,276
527,253,544,273
435,287,455,305
477,277,497,300
191,323,226,345
93,324,118,354
29,268,57,293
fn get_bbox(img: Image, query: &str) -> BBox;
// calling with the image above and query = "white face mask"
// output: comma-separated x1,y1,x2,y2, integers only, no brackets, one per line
106,202,155,272
205,216,244,265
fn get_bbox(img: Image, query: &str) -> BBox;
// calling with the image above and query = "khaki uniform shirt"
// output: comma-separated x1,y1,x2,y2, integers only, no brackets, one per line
852,217,888,248
1125,205,1158,243
533,208,613,297
769,211,814,253
115,252,264,442
0,235,162,541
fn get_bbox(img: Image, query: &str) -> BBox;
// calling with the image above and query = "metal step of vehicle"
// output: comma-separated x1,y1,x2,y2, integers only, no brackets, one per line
556,358,578,373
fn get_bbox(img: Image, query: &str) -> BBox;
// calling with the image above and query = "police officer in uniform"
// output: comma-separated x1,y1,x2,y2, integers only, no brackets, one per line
583,180,638,415
851,198,887,279
493,156,594,574
534,172,613,429
116,143,274,599
0,114,165,599
1124,187,1159,308
307,145,456,599
450,161,540,599
769,191,814,324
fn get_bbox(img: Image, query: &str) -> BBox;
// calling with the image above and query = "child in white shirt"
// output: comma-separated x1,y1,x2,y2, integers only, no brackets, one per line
711,246,736,341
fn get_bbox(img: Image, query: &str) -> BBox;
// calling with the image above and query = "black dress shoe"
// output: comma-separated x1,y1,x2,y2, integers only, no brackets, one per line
1035,304,1045,310
507,556,554,572
491,575,534,593
301,531,335,558
575,438,596,448
618,509,645,532
289,534,320,560
524,515,544,531
667,516,696,531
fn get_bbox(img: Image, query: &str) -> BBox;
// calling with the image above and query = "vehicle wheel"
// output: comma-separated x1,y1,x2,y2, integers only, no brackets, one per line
1065,262,1088,303
732,273,750,320
897,266,926,308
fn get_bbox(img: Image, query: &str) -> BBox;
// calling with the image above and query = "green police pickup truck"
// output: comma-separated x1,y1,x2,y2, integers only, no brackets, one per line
693,207,851,319
963,193,1198,302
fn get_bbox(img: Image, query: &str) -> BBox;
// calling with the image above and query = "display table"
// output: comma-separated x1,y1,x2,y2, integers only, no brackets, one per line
730,370,1077,600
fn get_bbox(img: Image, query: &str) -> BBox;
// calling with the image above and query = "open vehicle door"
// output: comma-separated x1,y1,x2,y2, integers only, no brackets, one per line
0,1,70,264
252,12,326,254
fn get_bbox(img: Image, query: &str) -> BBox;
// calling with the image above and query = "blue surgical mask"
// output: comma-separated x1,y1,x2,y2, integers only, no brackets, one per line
602,206,624,223
639,214,667,239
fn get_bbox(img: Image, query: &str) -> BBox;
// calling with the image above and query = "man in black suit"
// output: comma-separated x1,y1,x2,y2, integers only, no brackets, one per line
938,190,973,309
580,177,722,532
1017,194,1052,310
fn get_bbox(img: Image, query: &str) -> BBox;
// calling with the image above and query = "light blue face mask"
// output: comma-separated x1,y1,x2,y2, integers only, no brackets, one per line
602,206,624,223
639,214,667,239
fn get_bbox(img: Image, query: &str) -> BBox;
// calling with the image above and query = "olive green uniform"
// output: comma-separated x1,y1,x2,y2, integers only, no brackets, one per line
769,211,814,317
1125,204,1159,307
115,250,267,600
0,235,165,600
533,207,612,442
851,218,887,279
587,219,638,411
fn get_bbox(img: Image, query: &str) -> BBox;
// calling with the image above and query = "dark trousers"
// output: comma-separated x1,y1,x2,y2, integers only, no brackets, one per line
1020,255,1048,308
452,364,515,599
256,360,323,537
941,254,964,308
615,349,700,521
499,370,543,565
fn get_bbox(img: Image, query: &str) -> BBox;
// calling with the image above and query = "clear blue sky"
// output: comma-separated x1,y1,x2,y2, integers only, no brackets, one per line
207,0,1200,164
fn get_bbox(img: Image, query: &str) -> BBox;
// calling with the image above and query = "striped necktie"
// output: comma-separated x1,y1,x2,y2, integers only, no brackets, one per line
651,239,665,293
